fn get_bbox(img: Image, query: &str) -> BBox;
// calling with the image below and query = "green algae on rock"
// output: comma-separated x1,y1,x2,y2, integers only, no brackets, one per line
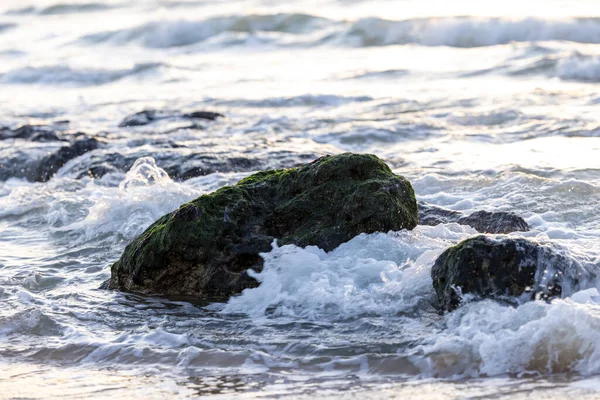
431,235,594,313
105,153,418,300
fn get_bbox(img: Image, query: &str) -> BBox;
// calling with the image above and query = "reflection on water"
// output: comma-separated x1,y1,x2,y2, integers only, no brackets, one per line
2,362,600,399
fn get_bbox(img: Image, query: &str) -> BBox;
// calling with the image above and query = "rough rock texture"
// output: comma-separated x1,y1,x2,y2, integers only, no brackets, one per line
418,202,529,234
459,210,530,234
431,235,593,312
118,109,224,127
106,153,418,300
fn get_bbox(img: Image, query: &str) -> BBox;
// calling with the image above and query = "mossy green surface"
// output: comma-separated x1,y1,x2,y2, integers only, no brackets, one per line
108,153,418,300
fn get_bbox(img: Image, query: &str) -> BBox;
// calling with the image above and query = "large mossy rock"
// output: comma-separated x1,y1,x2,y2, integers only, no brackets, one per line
431,235,593,312
106,153,418,299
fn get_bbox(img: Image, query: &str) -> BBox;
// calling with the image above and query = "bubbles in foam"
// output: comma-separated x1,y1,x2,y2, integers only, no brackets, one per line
223,226,473,320
119,156,170,191
54,157,201,242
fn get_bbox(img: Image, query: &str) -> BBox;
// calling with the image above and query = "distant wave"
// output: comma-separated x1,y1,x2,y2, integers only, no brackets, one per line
556,54,600,82
78,13,334,48
342,17,600,47
341,69,410,80
214,94,373,108
0,62,163,85
6,2,115,15
0,23,16,34
466,51,600,83
76,14,600,49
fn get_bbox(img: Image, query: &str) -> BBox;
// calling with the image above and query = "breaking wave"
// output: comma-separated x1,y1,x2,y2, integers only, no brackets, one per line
76,15,600,49
78,13,335,48
5,2,115,15
467,52,600,82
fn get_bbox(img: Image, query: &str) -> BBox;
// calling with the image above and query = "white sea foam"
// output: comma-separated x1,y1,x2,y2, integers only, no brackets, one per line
223,226,473,320
52,157,201,241
416,296,600,377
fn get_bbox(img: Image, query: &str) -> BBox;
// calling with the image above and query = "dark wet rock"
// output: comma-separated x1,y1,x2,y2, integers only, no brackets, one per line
458,210,530,234
418,202,462,226
36,138,102,181
431,235,595,312
59,143,333,181
118,109,224,127
0,132,102,182
418,202,529,234
105,153,418,300
0,146,58,181
118,110,164,127
0,124,63,142
162,124,204,134
183,111,224,120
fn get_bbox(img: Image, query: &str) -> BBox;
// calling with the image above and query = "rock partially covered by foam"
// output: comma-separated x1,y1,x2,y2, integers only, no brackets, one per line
105,153,418,299
0,132,103,182
418,202,529,234
432,235,594,312
36,137,102,182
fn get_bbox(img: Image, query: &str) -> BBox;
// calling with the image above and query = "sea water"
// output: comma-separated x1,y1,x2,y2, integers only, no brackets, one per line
1,0,600,398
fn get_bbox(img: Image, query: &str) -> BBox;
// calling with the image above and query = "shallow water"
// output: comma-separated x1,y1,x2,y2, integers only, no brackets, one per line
1,0,600,398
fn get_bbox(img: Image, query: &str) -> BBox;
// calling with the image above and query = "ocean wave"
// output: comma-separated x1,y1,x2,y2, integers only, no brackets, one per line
215,94,373,108
462,47,600,83
5,2,115,16
0,23,16,34
416,295,600,377
0,62,163,85
341,69,410,80
342,17,600,47
76,14,600,49
78,13,334,48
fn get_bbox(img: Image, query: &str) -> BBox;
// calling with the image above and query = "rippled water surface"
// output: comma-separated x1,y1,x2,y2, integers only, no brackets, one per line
2,0,600,398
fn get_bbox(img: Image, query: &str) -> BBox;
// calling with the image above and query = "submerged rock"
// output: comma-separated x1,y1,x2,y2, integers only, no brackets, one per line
431,235,595,312
59,142,333,181
36,137,102,182
118,110,159,127
106,153,418,299
418,202,529,234
458,210,530,234
0,134,102,182
183,111,224,120
118,109,224,127
0,123,66,142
